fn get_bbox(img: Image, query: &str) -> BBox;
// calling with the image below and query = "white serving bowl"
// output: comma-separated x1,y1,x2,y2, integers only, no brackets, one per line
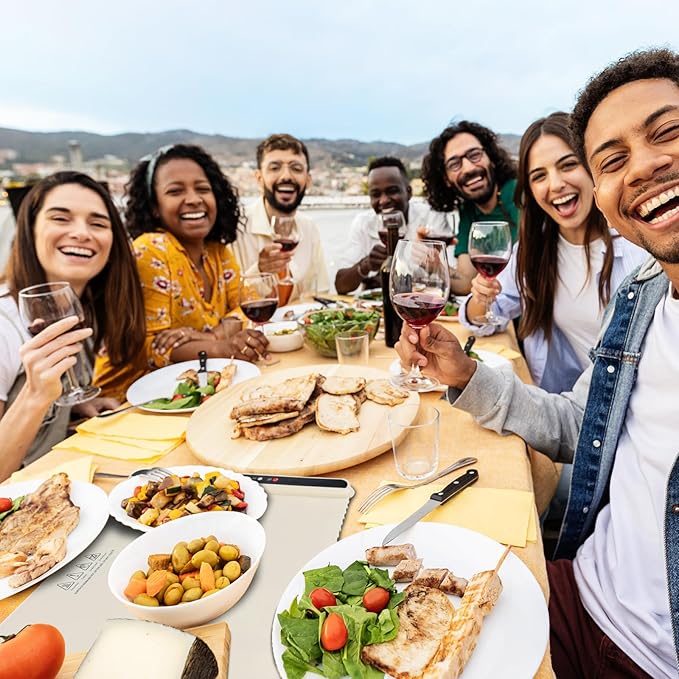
108,512,266,629
263,321,304,352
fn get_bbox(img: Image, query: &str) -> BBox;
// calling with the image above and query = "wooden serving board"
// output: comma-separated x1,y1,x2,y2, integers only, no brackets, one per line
57,622,230,678
186,364,419,475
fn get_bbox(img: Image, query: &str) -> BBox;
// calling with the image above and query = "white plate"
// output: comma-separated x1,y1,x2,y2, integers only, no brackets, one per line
271,303,322,322
0,479,109,600
272,523,549,679
108,465,268,531
126,358,261,414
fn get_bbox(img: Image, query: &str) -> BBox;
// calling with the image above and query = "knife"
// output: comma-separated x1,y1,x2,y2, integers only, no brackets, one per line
197,350,208,388
381,468,479,546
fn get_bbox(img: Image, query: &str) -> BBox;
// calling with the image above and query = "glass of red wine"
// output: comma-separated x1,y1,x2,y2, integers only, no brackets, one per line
467,220,512,326
377,210,406,246
271,216,300,307
239,272,279,329
389,239,450,391
18,281,100,406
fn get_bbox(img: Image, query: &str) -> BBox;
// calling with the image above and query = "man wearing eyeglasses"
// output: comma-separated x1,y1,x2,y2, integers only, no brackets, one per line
421,121,519,293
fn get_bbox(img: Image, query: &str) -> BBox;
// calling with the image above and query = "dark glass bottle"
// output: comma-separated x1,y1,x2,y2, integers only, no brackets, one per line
381,223,403,347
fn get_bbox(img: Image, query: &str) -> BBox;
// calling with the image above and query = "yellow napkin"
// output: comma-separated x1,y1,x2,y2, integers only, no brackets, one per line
76,412,188,441
52,433,176,462
10,456,97,483
480,343,522,361
360,484,536,548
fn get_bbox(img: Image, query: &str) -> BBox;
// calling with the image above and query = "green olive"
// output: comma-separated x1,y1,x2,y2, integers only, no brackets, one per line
218,544,240,562
163,583,184,606
134,594,160,607
131,570,147,580
182,587,203,603
166,572,179,585
205,534,218,544
171,544,191,572
223,561,241,582
204,539,220,554
182,577,200,591
215,576,230,589
187,538,206,554
201,588,219,598
191,549,219,569
213,569,222,580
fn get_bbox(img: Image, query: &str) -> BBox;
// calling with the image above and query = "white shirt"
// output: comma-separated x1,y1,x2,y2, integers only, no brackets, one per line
552,235,606,369
574,282,678,679
0,289,28,401
232,197,330,299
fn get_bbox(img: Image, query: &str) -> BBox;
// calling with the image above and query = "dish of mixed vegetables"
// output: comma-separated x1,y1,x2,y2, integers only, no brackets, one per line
299,309,381,357
121,471,248,527
278,561,403,679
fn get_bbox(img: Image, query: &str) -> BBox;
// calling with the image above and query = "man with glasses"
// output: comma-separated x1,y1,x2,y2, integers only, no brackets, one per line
233,133,329,300
421,121,518,293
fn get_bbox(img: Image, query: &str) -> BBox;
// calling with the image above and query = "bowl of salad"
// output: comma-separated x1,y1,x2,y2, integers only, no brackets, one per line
298,308,381,358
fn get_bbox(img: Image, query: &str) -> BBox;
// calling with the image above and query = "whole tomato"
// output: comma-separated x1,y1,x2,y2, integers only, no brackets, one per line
320,613,348,652
362,587,390,613
0,624,65,679
310,587,337,609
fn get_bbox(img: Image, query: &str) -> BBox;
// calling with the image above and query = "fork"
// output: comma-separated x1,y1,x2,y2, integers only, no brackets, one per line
94,467,173,482
357,456,478,514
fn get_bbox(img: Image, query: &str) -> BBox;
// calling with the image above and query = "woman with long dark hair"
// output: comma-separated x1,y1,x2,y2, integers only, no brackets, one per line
460,112,647,393
0,171,145,479
94,144,269,399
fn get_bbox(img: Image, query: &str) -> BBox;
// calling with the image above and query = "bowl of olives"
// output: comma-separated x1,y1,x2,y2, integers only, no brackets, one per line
108,511,266,628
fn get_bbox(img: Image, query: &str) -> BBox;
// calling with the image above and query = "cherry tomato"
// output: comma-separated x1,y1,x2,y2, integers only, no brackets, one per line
362,587,390,613
232,488,245,500
172,393,185,401
0,624,65,679
320,613,348,651
310,587,337,609
0,498,12,513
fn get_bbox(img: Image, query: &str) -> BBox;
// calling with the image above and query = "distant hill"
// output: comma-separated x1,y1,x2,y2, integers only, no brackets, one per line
0,127,521,169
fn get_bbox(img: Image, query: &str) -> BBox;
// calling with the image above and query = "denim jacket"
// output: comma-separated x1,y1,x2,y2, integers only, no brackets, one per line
448,257,679,665
458,235,648,393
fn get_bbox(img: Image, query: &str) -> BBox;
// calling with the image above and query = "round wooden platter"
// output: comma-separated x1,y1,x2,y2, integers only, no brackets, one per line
186,364,420,476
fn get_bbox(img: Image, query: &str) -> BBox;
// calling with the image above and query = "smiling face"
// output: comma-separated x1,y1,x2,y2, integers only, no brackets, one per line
256,148,310,215
586,78,679,263
153,158,217,245
527,134,594,244
443,132,496,205
367,166,412,215
33,183,113,296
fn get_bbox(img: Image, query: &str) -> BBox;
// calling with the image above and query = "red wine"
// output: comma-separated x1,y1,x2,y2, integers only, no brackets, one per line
27,317,84,336
274,238,298,252
392,292,446,329
470,255,509,279
241,298,278,323
428,234,455,246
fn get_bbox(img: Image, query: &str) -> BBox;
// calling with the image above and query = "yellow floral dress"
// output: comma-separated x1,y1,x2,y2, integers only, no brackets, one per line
94,231,241,400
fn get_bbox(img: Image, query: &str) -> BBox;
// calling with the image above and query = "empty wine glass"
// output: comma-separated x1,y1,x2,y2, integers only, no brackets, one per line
389,240,450,391
238,273,279,330
18,281,100,406
377,210,406,246
271,216,301,306
468,221,512,326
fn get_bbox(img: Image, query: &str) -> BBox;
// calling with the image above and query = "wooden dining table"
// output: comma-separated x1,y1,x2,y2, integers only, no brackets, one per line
0,319,555,678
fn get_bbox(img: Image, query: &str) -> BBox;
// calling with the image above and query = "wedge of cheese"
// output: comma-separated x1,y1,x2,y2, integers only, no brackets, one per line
75,619,218,679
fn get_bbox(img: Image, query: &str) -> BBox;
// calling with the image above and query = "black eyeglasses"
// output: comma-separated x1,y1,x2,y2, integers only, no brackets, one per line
444,147,485,173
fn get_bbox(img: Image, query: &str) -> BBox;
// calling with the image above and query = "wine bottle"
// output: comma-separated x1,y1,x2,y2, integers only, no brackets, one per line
381,222,403,347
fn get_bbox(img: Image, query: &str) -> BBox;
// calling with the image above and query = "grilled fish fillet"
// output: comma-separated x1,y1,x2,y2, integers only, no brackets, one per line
316,394,361,434
230,397,304,420
241,374,320,404
365,379,409,406
321,376,366,395
361,584,454,678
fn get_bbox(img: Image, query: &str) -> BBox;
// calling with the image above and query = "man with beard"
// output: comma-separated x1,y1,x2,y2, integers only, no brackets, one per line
421,121,519,293
396,48,679,679
233,134,329,301
334,156,454,294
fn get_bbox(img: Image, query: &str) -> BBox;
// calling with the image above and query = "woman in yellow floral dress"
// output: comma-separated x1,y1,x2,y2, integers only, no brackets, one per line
94,144,269,399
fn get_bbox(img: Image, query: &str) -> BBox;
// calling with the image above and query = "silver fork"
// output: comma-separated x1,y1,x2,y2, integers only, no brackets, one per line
94,467,173,482
357,456,478,514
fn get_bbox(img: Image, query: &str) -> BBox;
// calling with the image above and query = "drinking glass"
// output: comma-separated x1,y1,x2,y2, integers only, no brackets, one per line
377,210,406,246
238,273,279,331
271,216,301,306
389,239,450,391
335,330,370,366
18,281,100,406
468,221,512,326
388,404,440,481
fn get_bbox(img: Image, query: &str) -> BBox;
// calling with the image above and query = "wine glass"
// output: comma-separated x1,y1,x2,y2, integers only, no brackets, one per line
271,216,301,307
18,281,100,406
389,240,450,391
467,221,512,326
238,272,279,331
377,211,406,246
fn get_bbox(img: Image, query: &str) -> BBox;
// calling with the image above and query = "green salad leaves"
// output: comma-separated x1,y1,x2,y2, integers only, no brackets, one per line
144,378,216,410
301,309,381,358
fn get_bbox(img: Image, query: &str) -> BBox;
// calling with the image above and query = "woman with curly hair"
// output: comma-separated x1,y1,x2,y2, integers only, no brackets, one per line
421,120,519,293
94,144,269,400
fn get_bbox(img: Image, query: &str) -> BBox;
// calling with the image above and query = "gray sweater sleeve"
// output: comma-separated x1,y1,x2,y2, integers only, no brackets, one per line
446,362,591,463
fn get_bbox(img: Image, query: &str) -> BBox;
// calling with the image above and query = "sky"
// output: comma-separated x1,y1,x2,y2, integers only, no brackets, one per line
2,0,678,145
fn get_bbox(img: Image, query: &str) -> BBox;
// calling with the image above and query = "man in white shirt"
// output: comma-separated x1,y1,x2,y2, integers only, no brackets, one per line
233,134,329,300
335,157,453,294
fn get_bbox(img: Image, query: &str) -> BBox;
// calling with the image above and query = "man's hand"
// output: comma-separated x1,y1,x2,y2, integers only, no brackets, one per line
258,243,293,274
395,322,477,390
366,243,388,271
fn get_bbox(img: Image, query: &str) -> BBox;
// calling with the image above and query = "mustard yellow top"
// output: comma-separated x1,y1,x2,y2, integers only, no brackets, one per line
94,231,241,400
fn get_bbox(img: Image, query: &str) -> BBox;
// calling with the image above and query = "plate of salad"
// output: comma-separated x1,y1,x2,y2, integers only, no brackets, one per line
126,358,261,414
437,299,459,322
272,523,549,679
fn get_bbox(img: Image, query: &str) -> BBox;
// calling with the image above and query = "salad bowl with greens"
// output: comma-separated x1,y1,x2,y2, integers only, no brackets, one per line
298,309,381,358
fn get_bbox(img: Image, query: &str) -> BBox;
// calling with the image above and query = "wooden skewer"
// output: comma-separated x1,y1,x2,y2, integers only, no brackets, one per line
493,544,512,575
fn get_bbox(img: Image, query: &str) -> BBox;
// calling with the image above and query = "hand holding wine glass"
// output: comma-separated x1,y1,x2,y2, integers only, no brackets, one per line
271,216,301,306
238,273,279,363
18,282,100,406
467,221,512,326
